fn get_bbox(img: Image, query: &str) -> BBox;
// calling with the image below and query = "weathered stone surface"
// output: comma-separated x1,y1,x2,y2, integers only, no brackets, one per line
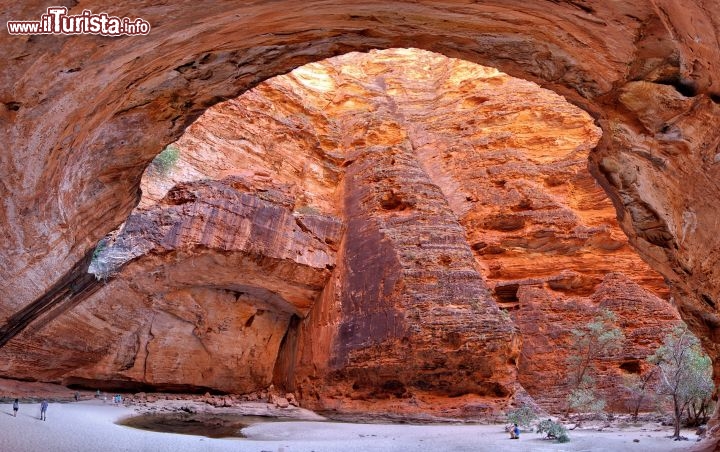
295,110,518,413
338,50,677,411
0,49,683,420
594,80,720,378
2,1,718,330
514,273,681,412
0,177,340,393
1,1,719,429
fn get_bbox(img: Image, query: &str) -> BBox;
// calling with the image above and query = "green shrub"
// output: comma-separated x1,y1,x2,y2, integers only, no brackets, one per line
89,238,111,280
565,308,623,414
91,239,106,262
536,419,570,443
150,145,180,175
507,404,538,428
568,382,606,413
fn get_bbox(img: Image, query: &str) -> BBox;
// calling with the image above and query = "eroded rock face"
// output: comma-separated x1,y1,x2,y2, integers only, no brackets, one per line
0,176,341,393
301,113,519,414
515,273,681,412
2,2,720,427
596,80,720,374
0,48,685,418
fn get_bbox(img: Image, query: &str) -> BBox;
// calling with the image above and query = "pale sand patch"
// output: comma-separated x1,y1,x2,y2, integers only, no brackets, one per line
0,399,706,452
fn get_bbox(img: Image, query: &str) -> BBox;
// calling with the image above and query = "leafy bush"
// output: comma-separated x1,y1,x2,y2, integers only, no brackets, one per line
91,239,106,262
536,419,570,443
89,238,112,280
507,404,538,428
149,145,180,175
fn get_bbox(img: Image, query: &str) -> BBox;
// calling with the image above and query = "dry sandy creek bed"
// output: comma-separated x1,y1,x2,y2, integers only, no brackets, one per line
0,381,709,451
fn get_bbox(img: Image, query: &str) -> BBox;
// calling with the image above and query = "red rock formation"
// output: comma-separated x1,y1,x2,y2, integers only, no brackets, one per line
296,107,518,415
514,273,681,412
0,177,342,393
2,2,720,434
0,49,684,419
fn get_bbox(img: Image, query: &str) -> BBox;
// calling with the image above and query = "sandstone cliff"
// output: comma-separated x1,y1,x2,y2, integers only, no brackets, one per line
3,3,720,437
0,48,684,416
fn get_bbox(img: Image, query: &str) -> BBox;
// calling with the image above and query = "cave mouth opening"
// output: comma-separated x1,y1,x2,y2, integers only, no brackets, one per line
70,48,680,410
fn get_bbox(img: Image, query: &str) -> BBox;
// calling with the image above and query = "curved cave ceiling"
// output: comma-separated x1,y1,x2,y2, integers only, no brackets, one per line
2,0,720,418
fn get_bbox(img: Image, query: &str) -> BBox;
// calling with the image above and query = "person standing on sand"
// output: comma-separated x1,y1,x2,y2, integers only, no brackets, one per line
12,398,19,417
40,399,48,421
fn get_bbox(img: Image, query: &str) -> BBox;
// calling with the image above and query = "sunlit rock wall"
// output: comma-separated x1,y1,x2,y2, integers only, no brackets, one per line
0,49,684,417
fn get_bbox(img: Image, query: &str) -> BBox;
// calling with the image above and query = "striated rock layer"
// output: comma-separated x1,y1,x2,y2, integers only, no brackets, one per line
515,274,681,412
0,48,685,417
2,1,720,432
295,101,519,415
0,176,342,393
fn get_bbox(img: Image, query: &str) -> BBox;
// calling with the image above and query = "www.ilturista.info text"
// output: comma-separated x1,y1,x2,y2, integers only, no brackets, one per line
7,7,150,36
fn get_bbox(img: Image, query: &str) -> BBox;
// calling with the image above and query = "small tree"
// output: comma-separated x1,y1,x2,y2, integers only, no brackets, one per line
622,368,657,420
507,404,538,428
648,324,714,440
566,308,625,414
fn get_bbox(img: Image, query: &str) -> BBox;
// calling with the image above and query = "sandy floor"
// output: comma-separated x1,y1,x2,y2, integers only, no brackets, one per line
0,399,707,452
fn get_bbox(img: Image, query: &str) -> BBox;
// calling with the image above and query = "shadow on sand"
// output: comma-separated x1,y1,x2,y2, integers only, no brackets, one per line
119,413,279,438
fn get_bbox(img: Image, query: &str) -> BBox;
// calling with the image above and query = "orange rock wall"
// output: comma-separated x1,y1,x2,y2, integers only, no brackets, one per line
515,274,681,412
2,2,720,428
0,49,683,417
